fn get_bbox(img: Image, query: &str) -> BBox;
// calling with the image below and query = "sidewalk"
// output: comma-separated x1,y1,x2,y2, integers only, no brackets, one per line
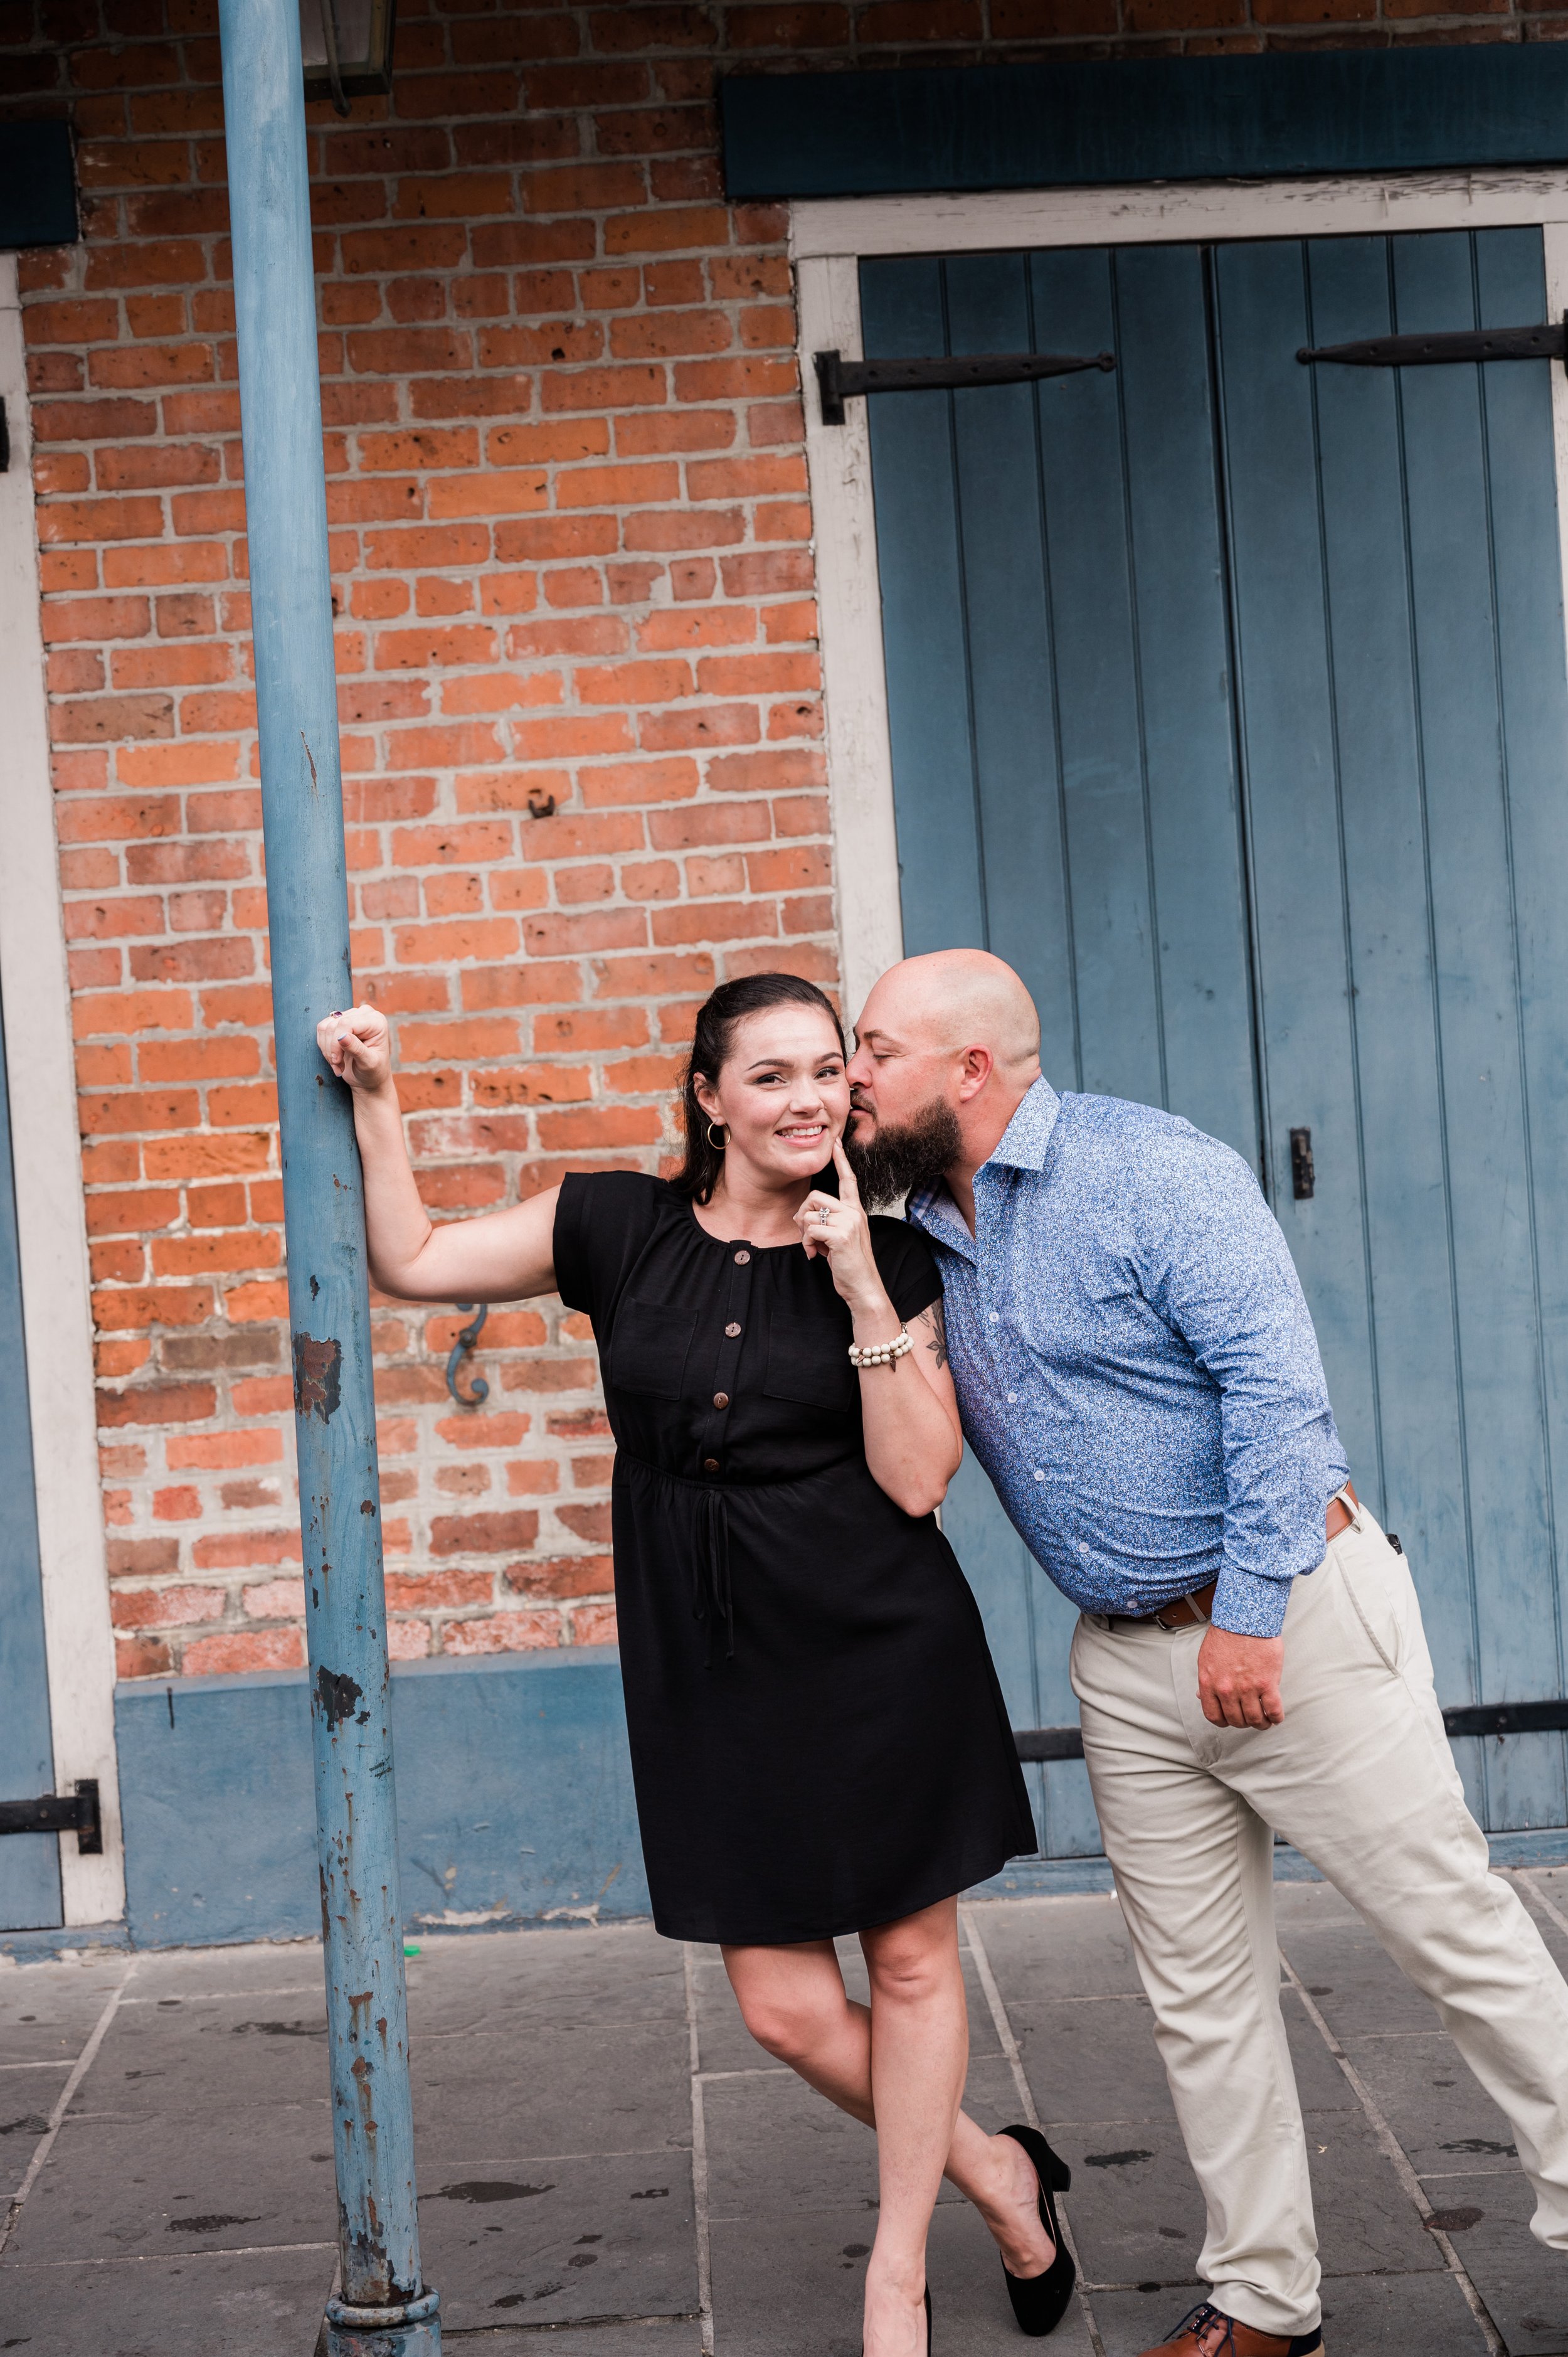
3,1875,1566,2355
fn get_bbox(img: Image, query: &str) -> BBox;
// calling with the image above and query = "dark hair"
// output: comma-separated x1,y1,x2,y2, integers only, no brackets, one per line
673,972,846,1203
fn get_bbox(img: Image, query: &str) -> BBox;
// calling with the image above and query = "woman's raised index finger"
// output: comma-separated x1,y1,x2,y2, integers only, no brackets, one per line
831,1137,859,1195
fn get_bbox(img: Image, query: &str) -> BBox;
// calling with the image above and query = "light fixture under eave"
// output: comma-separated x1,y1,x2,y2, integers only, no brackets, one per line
299,0,396,115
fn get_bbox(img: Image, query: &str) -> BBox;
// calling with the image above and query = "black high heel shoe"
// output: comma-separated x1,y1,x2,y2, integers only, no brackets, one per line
997,2122,1076,2337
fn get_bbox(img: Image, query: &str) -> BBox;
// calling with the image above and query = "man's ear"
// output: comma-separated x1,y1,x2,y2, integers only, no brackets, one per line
956,1045,995,1104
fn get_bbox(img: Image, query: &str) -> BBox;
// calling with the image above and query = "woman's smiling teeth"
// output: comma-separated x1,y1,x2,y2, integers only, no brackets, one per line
779,1122,827,1142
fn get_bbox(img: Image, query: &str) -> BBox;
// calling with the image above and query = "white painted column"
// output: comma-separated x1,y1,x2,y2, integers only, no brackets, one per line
0,253,125,1928
794,248,905,1031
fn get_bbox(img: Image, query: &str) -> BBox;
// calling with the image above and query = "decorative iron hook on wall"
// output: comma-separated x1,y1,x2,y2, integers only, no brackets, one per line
445,1302,489,1407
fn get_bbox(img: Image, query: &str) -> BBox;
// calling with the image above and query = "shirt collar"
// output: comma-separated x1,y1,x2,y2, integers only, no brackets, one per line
983,1075,1061,1173
906,1077,1061,1254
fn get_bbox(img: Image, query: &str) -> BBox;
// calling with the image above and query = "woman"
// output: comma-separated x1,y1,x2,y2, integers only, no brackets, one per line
319,971,1074,2357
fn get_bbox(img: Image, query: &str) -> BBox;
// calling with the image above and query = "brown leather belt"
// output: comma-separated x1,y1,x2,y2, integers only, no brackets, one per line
1116,1484,1360,1632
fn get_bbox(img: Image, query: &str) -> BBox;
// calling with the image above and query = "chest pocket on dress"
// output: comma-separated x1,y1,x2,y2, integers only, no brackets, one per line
764,1309,858,1413
609,1296,697,1401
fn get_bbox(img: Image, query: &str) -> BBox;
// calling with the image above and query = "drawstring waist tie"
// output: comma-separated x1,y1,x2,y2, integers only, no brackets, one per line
617,1452,867,1671
692,1484,733,1666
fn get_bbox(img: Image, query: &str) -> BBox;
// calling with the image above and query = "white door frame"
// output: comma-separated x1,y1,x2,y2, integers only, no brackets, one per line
795,168,1568,1027
0,251,125,1929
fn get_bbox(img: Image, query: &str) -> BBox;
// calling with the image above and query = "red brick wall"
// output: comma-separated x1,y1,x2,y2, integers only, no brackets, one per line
3,1,1545,1684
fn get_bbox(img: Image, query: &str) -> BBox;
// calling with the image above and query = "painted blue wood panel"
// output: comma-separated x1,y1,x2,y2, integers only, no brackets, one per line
866,226,1568,1846
723,51,1568,201
1288,231,1483,1816
1476,233,1568,1828
862,247,1258,1147
1391,227,1568,1829
117,1651,651,1947
862,243,1256,1857
1217,228,1568,1831
857,258,989,962
0,987,60,1932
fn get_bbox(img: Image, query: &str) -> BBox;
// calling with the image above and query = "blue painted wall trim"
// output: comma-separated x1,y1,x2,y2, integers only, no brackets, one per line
116,1647,650,1948
111,1648,1568,1945
0,122,77,248
721,50,1568,201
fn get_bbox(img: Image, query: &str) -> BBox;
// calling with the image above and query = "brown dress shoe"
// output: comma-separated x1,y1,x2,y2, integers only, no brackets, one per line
1136,2301,1324,2357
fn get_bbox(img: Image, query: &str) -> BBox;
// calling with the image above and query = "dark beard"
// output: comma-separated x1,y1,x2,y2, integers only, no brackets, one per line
844,1097,963,1208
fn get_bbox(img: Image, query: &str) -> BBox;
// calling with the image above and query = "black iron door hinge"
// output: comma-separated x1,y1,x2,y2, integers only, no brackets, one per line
815,346,1116,426
1300,317,1568,371
0,1779,103,1853
1014,1696,1568,1763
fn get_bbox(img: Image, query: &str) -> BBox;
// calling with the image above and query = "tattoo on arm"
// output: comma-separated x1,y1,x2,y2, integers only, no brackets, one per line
916,1299,948,1370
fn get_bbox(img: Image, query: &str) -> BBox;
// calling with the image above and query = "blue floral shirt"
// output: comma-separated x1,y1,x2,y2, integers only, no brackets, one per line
908,1079,1348,1637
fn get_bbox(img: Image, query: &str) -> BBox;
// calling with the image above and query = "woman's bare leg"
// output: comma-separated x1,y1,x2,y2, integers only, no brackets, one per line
722,1903,1054,2308
852,1899,967,2355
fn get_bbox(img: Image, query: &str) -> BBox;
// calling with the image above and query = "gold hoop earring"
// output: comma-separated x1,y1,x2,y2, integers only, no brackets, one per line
706,1121,727,1151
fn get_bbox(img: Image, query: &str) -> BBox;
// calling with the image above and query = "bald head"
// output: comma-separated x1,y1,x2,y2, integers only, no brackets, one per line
859,949,1041,1072
843,952,1042,1210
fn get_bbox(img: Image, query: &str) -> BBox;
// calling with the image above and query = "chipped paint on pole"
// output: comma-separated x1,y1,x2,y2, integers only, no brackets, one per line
215,0,439,2348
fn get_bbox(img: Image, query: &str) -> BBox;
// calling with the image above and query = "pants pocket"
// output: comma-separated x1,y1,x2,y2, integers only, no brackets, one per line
1329,1524,1406,1678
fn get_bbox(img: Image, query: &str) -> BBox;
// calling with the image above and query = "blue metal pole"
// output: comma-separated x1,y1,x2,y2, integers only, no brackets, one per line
215,3,439,2349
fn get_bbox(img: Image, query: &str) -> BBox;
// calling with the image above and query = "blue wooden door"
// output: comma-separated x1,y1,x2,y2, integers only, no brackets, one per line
862,228,1568,1854
0,982,61,1929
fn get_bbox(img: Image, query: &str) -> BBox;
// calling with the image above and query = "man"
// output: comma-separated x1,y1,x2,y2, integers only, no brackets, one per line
843,947,1568,2357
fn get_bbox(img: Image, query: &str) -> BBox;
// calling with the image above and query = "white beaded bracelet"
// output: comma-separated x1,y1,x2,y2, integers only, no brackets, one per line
847,1327,913,1370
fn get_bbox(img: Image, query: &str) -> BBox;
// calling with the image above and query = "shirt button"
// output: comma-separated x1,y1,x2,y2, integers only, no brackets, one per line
734,1249,750,1265
1078,1541,1089,1553
1007,1391,1017,1403
704,1457,719,1472
725,1321,742,1338
714,1392,730,1410
1033,1469,1044,1482
989,1311,999,1324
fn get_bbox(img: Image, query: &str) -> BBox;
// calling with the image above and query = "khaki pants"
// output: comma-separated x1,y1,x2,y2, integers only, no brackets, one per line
1071,1503,1568,2338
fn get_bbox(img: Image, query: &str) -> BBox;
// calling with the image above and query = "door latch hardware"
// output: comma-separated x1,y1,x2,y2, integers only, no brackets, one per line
814,346,1116,427
0,396,9,474
0,1779,102,1853
1299,317,1568,373
1290,1127,1315,1200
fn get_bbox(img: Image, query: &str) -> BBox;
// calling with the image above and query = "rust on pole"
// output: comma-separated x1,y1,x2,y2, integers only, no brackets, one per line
215,0,439,2346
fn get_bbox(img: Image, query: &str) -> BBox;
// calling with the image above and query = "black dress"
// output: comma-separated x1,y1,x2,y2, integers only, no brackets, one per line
553,1173,1037,1945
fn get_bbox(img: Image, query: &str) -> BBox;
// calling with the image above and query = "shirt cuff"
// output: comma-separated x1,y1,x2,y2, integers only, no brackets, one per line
1210,1564,1293,1639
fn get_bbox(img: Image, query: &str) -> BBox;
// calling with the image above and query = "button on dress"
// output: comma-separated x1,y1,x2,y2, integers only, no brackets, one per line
553,1173,1038,1946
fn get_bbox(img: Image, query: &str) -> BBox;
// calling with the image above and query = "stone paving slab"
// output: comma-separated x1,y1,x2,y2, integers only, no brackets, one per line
0,1961,127,2073
1416,2167,1568,2357
73,1990,332,2122
417,2149,699,2331
2,1879,1567,2353
1344,2027,1519,2179
412,2012,692,2168
11,2103,337,2264
0,2245,337,2357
